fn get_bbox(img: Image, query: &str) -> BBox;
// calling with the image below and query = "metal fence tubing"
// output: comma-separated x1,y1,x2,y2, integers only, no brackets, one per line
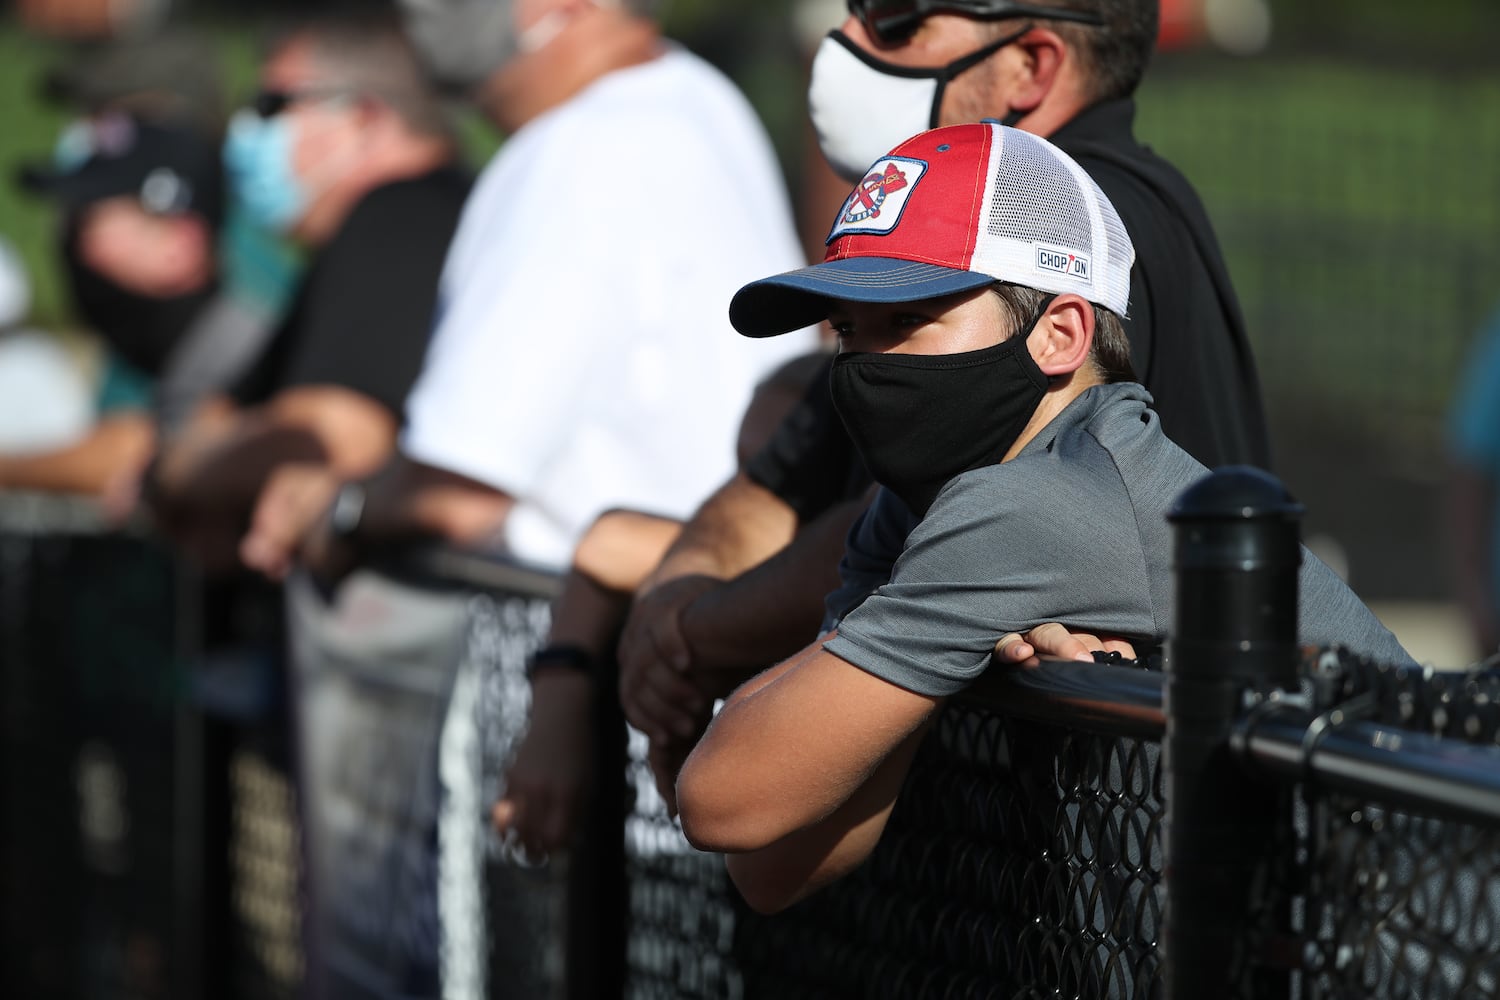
967,657,1164,739
1164,467,1305,1000
391,542,629,999
1233,703,1500,828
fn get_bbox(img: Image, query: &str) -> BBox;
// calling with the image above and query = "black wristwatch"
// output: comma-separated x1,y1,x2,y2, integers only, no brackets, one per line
329,481,367,542
526,644,594,681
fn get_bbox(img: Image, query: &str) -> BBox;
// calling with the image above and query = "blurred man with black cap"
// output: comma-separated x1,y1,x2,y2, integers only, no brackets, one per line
10,111,225,498
25,112,225,375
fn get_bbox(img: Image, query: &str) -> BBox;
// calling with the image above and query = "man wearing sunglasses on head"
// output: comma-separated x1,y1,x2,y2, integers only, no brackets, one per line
618,0,1273,806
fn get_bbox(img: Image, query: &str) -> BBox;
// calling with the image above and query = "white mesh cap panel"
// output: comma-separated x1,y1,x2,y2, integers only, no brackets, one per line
970,126,1134,318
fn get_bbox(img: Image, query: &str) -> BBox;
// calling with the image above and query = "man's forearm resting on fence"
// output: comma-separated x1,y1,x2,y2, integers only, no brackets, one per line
677,633,941,910
641,470,800,589
285,453,514,583
154,387,395,512
0,412,154,499
674,497,863,687
617,496,858,759
357,454,514,545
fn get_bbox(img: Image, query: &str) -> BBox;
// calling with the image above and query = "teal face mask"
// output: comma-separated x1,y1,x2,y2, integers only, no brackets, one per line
223,109,309,234
52,119,96,173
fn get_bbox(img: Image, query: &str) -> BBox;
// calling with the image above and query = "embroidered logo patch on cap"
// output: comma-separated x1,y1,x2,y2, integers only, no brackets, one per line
1034,245,1091,281
827,157,927,242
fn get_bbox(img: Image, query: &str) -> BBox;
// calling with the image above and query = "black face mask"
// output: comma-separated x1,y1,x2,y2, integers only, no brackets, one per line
829,317,1049,516
62,224,215,377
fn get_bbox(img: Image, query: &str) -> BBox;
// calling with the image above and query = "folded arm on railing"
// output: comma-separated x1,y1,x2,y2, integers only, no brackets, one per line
677,633,943,912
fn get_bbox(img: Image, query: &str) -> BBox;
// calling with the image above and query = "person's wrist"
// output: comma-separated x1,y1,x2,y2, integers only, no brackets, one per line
329,481,366,543
527,643,594,681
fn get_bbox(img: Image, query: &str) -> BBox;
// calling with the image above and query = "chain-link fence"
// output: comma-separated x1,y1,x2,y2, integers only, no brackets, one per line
624,671,1167,1000
0,495,196,1000
9,471,1500,1000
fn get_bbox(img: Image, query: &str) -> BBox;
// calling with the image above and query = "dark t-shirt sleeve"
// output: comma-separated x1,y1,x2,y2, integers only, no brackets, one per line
234,168,471,416
743,352,873,522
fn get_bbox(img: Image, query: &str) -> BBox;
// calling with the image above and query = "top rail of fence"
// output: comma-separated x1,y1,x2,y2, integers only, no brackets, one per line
963,657,1166,740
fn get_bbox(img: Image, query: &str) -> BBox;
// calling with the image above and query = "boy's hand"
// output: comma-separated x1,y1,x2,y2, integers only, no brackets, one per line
995,623,1138,667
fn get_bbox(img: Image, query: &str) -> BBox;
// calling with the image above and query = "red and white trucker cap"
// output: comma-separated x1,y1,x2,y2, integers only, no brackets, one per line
730,122,1134,338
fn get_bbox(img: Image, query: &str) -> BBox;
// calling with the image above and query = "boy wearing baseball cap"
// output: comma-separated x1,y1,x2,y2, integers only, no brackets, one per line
676,122,1412,913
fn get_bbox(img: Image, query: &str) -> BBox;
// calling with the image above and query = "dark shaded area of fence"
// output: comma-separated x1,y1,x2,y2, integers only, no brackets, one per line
609,469,1500,1000
623,662,1167,1000
7,470,1500,1000
1,499,192,1000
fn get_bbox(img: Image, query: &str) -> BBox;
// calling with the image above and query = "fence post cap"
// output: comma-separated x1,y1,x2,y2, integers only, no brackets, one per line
1167,466,1304,523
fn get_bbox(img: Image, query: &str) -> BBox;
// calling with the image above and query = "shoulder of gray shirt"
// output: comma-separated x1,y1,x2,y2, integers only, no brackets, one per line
829,382,1415,668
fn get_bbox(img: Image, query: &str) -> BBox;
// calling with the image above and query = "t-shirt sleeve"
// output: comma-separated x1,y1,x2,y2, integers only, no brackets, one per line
744,355,872,522
1448,310,1500,470
823,462,1158,697
822,487,914,628
1298,549,1416,666
274,175,467,416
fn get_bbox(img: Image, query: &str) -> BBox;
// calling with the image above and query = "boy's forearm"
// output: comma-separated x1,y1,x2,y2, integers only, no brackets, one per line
677,642,939,854
724,721,929,914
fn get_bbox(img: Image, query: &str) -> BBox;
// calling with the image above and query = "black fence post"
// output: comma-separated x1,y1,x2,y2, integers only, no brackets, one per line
1164,467,1302,999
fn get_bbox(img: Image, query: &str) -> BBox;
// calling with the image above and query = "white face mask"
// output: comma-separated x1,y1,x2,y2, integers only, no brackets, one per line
398,0,520,92
807,28,1026,183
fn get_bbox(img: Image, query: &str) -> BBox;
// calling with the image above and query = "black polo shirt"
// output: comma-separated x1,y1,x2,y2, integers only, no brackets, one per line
232,165,472,418
1051,98,1272,470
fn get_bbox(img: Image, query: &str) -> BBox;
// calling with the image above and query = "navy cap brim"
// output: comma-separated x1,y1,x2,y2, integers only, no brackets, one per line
17,161,132,205
729,256,995,338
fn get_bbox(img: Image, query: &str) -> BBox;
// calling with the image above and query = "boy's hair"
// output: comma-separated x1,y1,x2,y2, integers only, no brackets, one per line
992,283,1136,383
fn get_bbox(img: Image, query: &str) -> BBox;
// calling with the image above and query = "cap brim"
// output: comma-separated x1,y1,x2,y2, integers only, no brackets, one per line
16,161,131,206
729,257,995,338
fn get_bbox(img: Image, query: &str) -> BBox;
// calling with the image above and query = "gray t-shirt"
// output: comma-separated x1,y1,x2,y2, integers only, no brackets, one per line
823,383,1414,697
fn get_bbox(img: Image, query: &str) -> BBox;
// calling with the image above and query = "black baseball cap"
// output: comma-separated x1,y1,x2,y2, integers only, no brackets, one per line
20,113,225,228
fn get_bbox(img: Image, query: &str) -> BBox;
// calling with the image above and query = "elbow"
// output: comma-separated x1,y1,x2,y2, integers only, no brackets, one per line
676,755,786,855
725,853,807,915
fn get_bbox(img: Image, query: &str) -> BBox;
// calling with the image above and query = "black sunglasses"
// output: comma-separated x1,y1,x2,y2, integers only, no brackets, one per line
250,88,353,119
847,0,1104,44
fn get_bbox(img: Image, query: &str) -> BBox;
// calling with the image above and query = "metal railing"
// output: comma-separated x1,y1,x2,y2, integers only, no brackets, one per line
6,469,1500,999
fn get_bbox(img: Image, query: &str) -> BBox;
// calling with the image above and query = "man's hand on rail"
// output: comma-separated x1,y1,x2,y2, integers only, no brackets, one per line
240,463,342,580
492,667,594,856
647,735,700,819
994,623,1138,668
618,574,718,745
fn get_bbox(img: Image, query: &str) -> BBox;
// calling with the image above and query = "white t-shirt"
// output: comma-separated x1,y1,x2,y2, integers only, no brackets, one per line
402,48,816,568
0,330,94,454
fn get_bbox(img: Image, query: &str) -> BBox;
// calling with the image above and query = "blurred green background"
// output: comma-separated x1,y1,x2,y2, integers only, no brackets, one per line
3,0,1500,613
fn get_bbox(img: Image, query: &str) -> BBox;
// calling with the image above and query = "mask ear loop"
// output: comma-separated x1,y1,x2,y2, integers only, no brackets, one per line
927,22,1033,128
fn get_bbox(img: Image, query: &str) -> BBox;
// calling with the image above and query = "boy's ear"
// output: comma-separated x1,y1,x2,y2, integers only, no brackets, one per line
1030,293,1094,376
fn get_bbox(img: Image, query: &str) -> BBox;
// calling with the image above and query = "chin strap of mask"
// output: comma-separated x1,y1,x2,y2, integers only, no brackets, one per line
927,22,1034,128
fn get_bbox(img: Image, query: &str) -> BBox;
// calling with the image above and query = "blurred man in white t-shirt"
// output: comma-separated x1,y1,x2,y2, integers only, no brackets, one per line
244,0,814,576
